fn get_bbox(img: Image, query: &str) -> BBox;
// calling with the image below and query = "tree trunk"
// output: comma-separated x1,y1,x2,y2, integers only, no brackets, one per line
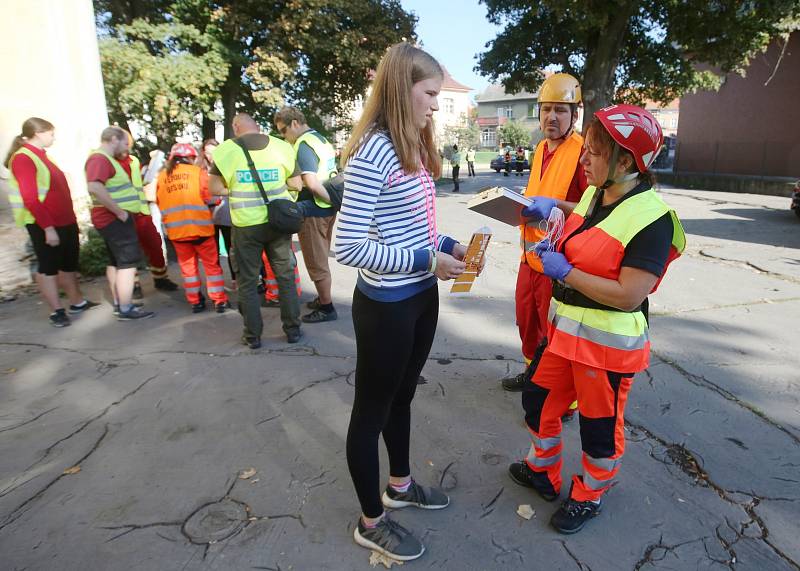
580,4,636,130
222,67,240,140
202,114,216,141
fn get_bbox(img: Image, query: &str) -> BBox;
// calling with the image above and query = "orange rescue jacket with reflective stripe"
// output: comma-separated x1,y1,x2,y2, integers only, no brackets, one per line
156,163,214,240
520,132,584,272
547,185,686,372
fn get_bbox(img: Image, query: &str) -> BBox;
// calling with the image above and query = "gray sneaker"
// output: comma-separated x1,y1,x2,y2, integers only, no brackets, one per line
117,306,155,321
382,480,450,510
353,516,424,561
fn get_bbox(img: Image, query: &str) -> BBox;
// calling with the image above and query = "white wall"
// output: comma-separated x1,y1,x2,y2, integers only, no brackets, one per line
0,0,108,290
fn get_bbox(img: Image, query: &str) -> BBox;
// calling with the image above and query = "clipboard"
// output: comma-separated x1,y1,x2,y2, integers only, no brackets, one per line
466,186,532,226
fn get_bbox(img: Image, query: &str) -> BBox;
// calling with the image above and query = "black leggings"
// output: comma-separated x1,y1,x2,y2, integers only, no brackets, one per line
346,284,439,517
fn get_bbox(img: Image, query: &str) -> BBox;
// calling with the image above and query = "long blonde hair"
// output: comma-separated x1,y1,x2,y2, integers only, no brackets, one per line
5,117,54,167
342,43,443,178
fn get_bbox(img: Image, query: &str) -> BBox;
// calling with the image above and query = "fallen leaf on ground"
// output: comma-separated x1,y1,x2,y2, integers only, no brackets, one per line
63,466,81,475
516,504,535,520
369,551,403,568
4,368,16,374
239,467,257,479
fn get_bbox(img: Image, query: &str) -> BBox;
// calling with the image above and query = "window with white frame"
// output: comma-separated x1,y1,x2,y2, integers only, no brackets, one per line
496,105,513,118
481,128,496,147
443,98,455,114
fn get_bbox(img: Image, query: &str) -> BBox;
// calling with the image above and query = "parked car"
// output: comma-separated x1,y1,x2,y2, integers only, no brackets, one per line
791,180,800,219
490,155,529,172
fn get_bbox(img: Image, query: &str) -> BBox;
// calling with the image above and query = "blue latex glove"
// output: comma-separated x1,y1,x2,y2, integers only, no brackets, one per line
522,197,557,221
533,240,551,257
540,250,573,281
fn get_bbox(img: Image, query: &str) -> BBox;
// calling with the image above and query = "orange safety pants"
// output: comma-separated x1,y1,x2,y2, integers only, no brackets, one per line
173,236,228,305
522,347,634,502
262,248,301,302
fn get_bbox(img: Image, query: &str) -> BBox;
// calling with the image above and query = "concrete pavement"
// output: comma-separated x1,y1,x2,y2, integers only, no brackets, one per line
1,167,798,570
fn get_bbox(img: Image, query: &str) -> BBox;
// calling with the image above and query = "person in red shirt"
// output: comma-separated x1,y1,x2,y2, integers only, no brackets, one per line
5,117,98,327
500,74,588,401
85,126,154,320
121,133,178,297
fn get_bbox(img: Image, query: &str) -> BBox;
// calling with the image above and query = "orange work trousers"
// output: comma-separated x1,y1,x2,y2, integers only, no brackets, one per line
522,347,634,502
262,248,301,302
173,236,228,305
515,262,553,361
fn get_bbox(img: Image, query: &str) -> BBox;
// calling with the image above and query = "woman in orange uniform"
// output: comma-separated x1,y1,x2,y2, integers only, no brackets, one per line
509,104,685,533
156,143,229,313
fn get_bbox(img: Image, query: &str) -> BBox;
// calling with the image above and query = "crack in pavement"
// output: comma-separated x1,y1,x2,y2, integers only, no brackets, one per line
658,190,785,211
0,425,110,532
650,296,800,316
0,407,59,434
558,539,593,570
650,351,800,445
280,371,354,404
2,374,159,502
633,535,706,570
0,342,137,376
627,422,800,569
693,250,800,284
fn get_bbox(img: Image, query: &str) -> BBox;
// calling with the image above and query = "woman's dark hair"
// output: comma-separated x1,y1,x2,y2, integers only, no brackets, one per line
166,156,193,175
585,117,656,187
5,117,54,167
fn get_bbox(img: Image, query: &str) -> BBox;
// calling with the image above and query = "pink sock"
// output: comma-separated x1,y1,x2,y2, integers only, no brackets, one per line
390,479,412,493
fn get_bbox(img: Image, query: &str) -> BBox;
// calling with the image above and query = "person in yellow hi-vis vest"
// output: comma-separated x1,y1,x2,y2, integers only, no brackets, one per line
209,113,303,348
500,74,587,410
273,106,339,324
85,126,155,321
6,117,98,327
510,104,684,533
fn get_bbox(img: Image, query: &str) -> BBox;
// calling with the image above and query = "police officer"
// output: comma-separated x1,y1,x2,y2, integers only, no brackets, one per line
209,113,303,348
273,106,338,324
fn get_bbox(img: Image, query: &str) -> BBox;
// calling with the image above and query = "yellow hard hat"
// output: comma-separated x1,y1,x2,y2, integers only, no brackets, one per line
538,73,581,104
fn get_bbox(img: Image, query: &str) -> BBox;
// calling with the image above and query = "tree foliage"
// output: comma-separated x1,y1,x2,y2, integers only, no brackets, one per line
477,0,800,126
99,19,228,151
443,117,480,150
497,120,531,149
96,0,416,144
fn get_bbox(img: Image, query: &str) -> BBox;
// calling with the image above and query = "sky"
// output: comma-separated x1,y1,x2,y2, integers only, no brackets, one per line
400,0,503,99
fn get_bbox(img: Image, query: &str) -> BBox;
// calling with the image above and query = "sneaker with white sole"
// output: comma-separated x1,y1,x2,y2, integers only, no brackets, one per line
381,480,450,510
353,516,424,561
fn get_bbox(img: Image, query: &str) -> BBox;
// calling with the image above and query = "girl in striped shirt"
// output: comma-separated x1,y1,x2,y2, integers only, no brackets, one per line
335,43,470,562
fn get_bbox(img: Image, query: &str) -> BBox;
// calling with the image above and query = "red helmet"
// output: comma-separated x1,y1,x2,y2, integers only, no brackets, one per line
168,143,198,161
594,104,663,172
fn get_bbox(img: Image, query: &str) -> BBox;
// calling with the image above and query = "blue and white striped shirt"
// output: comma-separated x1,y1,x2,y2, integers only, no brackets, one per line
334,132,456,301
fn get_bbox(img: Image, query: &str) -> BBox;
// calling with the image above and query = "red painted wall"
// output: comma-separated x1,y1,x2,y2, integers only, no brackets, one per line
676,33,799,178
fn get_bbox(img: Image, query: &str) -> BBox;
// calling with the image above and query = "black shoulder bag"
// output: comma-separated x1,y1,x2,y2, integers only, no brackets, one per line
233,138,303,234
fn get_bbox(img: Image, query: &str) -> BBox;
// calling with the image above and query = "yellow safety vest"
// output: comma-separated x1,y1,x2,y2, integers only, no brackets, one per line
129,155,149,215
212,135,296,227
548,186,686,372
294,130,337,209
7,147,49,227
88,149,142,214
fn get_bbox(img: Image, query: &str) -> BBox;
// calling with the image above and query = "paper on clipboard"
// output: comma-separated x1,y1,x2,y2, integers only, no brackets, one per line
467,186,532,226
450,227,491,296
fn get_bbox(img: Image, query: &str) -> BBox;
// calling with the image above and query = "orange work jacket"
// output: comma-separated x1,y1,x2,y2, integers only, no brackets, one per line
520,132,583,272
156,163,214,240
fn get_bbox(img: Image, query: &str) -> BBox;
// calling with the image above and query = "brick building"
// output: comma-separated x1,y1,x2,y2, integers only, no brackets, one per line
675,32,799,178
